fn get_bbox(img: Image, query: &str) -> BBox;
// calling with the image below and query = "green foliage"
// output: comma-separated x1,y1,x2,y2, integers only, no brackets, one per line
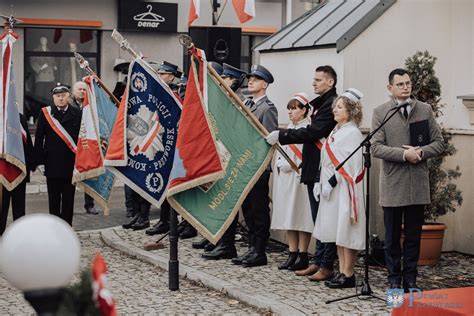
57,269,101,316
405,51,463,222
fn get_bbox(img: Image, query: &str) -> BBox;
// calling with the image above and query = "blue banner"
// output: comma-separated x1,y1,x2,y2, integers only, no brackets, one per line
112,59,181,207
81,80,118,212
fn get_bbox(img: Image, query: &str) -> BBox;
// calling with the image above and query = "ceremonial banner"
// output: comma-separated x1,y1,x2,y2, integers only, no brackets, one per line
167,48,223,193
105,58,181,207
74,77,118,213
168,49,274,243
232,0,255,23
0,29,26,191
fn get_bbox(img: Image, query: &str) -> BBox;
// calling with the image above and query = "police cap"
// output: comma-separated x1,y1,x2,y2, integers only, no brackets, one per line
222,63,246,79
51,82,71,94
246,64,274,84
157,61,179,76
209,62,223,76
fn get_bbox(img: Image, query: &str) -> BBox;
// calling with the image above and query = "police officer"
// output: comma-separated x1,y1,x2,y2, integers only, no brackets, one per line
0,114,34,235
202,63,248,260
231,65,278,267
34,83,81,226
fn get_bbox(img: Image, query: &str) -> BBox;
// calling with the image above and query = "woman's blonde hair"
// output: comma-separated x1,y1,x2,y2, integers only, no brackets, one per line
332,96,363,126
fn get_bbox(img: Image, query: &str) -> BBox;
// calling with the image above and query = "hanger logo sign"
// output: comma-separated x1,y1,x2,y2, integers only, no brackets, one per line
133,4,166,28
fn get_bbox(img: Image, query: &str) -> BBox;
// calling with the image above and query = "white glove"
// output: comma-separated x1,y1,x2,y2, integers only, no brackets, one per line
313,182,321,202
37,165,45,175
265,131,279,145
40,63,48,71
321,182,333,200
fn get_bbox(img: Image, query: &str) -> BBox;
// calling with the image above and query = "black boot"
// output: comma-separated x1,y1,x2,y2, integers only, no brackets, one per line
126,208,135,218
288,252,309,271
192,238,210,249
122,207,141,229
242,237,267,268
132,203,150,230
278,251,298,270
202,230,237,260
204,242,216,252
145,220,169,235
231,236,255,265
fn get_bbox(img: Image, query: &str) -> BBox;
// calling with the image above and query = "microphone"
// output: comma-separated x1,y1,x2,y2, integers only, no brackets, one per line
395,100,411,110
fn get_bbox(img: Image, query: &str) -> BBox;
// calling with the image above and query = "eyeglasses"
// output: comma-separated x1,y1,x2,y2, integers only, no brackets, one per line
394,81,412,89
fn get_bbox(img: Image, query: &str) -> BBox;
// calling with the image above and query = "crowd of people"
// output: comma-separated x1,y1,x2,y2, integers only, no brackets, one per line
0,56,444,294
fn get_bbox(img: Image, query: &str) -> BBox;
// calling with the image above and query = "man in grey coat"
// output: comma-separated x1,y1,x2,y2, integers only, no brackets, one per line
231,64,278,268
371,68,444,292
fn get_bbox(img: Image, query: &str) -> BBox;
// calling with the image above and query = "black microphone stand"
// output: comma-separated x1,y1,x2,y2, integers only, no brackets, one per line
326,105,404,304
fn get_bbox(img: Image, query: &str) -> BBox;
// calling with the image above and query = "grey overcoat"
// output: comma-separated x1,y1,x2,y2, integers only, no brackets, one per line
371,98,444,207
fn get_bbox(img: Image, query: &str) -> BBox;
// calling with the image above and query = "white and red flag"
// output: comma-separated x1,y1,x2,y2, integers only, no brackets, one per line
188,0,200,26
73,76,103,182
0,28,26,191
232,0,255,23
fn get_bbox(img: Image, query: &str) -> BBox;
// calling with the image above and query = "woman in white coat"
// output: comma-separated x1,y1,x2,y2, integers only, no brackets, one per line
313,88,366,288
271,93,314,271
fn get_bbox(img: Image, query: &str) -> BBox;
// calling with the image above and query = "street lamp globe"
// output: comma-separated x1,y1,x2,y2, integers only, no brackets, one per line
0,214,81,314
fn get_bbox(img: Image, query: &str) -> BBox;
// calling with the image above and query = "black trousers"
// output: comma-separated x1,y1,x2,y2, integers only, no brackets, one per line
383,205,424,284
124,184,134,211
306,182,337,269
160,199,171,223
0,180,27,235
84,193,94,210
242,170,271,242
46,178,76,226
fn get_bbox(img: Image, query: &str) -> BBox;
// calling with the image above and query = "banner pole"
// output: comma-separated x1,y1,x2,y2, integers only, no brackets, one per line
74,53,120,107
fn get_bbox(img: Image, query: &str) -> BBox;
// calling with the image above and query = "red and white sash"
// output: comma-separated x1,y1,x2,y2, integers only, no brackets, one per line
42,107,77,154
324,138,365,222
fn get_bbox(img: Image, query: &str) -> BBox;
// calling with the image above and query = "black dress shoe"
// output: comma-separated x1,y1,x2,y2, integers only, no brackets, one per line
324,272,343,287
278,251,298,270
288,252,309,271
86,207,99,215
179,225,197,239
403,282,421,293
132,218,150,230
122,212,141,229
145,221,169,235
204,242,216,252
326,274,356,289
231,248,254,265
202,244,237,260
192,238,210,249
242,251,267,268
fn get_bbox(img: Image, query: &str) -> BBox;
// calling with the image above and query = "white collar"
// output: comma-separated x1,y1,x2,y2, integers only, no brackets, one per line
252,95,266,104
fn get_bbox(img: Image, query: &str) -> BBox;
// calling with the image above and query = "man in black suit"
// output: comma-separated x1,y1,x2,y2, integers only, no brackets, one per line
34,83,81,225
0,114,35,235
266,65,338,282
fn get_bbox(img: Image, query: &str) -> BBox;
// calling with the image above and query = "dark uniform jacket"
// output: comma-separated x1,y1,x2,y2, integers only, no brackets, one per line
279,87,337,184
34,105,81,179
248,95,278,132
20,114,35,182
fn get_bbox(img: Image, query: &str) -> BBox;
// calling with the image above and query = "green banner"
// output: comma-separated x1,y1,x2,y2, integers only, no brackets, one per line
168,70,273,244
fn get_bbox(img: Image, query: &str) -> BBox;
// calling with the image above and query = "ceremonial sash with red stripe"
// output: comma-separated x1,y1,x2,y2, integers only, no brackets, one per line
324,140,365,222
288,144,302,162
41,107,77,154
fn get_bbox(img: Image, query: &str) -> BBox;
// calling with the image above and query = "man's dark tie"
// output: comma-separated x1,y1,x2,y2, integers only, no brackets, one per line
245,98,255,108
403,107,409,119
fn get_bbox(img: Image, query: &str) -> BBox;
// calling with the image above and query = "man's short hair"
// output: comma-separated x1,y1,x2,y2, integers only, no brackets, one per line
315,65,337,86
388,68,410,84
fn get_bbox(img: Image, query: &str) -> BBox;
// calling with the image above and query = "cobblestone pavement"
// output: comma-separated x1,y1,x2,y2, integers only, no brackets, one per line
0,232,263,315
109,225,474,315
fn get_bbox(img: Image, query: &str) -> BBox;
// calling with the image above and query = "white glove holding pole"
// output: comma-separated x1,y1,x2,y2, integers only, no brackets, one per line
321,182,333,200
313,182,321,202
265,131,279,145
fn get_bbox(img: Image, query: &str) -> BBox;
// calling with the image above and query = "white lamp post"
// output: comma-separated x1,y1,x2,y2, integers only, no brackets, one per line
0,214,81,315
